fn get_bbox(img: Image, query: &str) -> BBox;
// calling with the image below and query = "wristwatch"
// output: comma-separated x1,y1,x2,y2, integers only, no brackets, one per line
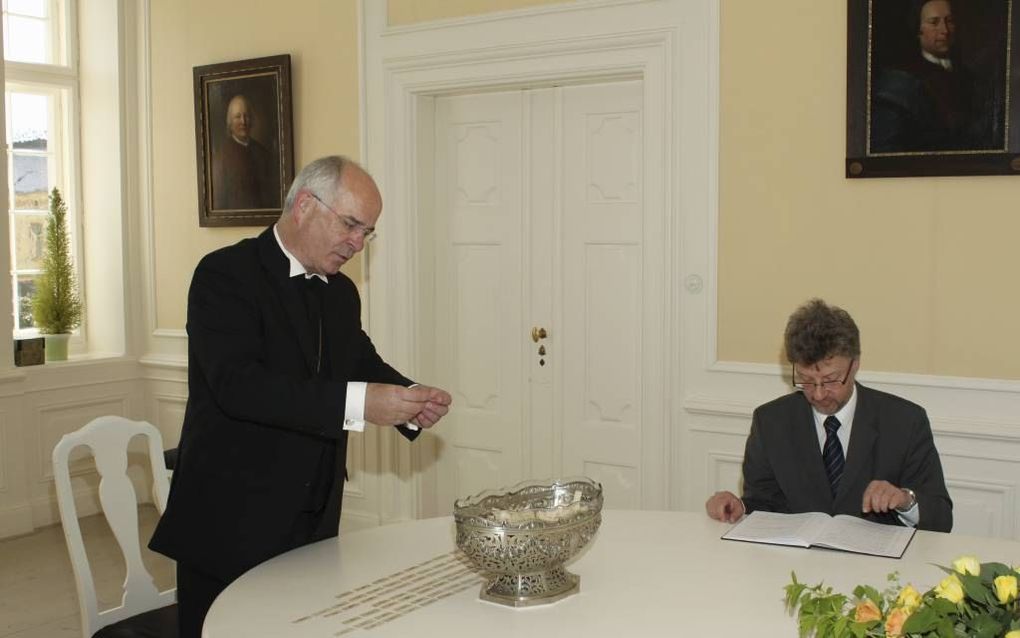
895,488,917,512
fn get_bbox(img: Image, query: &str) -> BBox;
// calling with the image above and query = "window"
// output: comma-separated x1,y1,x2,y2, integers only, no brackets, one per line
3,0,79,335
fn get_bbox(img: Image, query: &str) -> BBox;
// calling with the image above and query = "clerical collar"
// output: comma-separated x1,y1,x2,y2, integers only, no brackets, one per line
922,50,953,71
231,135,250,147
273,224,328,283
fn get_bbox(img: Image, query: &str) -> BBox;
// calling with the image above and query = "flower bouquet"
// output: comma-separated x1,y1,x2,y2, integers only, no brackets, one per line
784,556,1019,637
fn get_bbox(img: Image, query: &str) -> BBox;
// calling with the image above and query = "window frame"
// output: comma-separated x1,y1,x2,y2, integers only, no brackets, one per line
3,0,84,345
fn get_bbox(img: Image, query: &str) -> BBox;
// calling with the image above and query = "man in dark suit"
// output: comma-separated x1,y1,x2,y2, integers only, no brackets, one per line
705,299,952,533
150,156,452,638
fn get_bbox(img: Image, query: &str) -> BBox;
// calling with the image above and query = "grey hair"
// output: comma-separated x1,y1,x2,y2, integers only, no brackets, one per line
283,155,351,213
784,298,861,365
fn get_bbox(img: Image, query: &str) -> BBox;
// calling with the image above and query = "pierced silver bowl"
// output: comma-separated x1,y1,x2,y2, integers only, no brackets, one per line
453,477,603,607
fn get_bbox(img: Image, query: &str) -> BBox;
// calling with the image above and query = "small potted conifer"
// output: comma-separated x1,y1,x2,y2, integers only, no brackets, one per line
31,188,82,361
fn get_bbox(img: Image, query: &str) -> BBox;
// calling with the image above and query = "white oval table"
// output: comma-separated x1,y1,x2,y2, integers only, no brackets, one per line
203,511,1020,637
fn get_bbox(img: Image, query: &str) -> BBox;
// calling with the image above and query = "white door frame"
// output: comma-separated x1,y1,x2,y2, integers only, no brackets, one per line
359,0,719,522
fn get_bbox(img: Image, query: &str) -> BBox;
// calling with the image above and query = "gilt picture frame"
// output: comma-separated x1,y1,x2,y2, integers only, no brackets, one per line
846,0,1020,178
194,54,294,226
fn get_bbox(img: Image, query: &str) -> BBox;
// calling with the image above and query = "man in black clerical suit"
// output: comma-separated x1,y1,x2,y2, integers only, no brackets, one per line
150,156,452,638
705,299,952,533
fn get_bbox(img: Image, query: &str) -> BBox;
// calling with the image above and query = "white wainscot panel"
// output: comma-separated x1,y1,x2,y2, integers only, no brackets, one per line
455,445,502,500
37,396,130,482
706,451,744,496
944,477,1015,539
0,409,8,491
583,460,638,510
152,393,186,449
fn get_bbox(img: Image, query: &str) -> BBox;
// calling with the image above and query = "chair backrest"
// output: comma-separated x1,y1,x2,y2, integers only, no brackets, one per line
52,416,176,638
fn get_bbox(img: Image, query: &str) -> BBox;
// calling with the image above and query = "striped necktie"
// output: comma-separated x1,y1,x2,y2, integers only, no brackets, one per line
822,415,845,496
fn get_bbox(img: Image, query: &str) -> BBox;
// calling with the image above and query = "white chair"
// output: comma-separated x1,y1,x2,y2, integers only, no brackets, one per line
52,416,178,638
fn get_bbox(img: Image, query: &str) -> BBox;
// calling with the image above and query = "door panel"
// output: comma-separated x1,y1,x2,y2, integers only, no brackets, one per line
432,91,525,512
429,79,661,514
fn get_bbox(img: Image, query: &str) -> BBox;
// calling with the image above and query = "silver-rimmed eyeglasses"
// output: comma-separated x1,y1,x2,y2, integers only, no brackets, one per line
792,359,855,393
308,191,377,242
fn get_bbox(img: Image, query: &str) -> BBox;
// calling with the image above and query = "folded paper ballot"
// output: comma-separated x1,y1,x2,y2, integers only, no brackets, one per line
721,510,916,558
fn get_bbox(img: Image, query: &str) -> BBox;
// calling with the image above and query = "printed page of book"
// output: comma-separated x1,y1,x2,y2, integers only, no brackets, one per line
813,515,916,558
721,511,831,547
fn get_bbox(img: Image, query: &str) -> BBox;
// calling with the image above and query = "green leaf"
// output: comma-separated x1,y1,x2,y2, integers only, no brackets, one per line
967,613,1003,638
903,606,940,632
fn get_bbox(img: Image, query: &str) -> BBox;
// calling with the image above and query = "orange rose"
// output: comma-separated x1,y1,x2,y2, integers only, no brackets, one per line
885,607,911,637
854,599,882,623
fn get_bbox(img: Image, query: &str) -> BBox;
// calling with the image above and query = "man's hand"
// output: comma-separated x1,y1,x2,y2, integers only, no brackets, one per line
705,490,745,523
862,480,911,513
365,383,431,425
409,386,452,429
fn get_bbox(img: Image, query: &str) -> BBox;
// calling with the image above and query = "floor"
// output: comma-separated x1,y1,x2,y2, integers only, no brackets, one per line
0,506,174,638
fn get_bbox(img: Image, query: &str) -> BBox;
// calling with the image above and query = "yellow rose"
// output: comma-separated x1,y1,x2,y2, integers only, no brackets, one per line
935,574,964,603
896,584,922,611
885,607,911,638
994,575,1018,604
854,599,882,623
951,555,981,576
1005,631,1020,638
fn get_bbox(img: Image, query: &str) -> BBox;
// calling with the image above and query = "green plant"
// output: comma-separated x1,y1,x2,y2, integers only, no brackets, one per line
31,188,82,334
785,556,1020,638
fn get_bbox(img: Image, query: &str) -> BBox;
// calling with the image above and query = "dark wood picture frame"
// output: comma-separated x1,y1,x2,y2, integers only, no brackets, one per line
846,0,1020,178
194,54,294,226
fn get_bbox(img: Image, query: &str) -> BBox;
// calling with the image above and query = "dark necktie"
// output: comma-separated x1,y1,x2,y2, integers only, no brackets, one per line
822,416,845,496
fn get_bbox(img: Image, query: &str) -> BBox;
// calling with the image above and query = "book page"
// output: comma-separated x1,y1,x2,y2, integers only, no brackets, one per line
814,515,915,558
722,511,831,546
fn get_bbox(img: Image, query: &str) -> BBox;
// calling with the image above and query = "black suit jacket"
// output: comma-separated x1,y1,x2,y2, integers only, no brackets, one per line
741,383,952,532
150,227,418,582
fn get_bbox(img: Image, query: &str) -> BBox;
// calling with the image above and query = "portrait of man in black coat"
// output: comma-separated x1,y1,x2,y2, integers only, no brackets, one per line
869,0,1007,154
211,94,280,210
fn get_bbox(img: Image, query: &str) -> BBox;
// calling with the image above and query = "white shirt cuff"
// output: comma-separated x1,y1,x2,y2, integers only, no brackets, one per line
897,503,920,527
343,382,367,432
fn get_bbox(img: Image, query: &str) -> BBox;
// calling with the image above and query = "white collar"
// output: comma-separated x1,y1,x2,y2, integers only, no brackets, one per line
922,50,953,71
273,224,328,283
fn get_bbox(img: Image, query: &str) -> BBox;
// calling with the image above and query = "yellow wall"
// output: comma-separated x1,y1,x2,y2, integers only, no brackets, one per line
151,0,1020,379
150,0,363,328
718,1,1020,379
388,0,569,24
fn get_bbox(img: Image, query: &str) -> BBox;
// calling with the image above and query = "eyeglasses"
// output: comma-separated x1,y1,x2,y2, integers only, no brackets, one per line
308,192,377,242
792,359,855,393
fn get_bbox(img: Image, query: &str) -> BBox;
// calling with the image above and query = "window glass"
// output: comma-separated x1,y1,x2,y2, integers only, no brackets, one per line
5,15,48,63
11,92,49,150
16,275,38,330
7,0,47,17
14,213,47,270
12,153,49,209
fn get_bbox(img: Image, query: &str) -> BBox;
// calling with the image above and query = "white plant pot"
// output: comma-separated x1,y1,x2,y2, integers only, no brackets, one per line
44,334,71,361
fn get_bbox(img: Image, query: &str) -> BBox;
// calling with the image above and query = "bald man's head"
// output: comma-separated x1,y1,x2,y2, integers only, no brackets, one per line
226,95,254,143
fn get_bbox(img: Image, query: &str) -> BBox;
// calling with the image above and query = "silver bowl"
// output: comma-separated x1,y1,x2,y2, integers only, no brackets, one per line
453,477,603,607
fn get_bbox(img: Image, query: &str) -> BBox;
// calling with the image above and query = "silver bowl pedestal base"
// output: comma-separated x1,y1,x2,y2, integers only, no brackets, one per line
479,568,580,607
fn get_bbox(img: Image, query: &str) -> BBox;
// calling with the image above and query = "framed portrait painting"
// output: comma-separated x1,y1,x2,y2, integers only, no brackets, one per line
846,0,1020,177
194,54,294,226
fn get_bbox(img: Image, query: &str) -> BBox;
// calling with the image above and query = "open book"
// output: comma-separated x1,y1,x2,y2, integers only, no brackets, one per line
721,511,916,558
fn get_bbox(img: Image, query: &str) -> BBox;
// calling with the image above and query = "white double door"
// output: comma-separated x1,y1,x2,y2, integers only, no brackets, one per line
421,79,668,515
